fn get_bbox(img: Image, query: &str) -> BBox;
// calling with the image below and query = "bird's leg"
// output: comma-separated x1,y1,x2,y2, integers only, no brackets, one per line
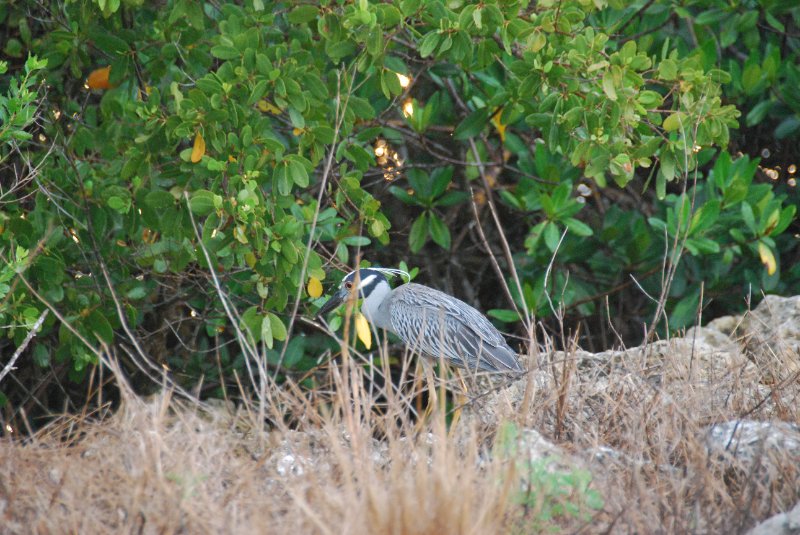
448,368,467,438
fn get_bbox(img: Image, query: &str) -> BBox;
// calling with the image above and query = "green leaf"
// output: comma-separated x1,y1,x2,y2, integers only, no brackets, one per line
348,96,375,119
419,32,440,58
260,315,273,349
694,9,724,25
765,11,785,32
210,45,240,60
87,26,129,55
383,56,407,74
126,286,148,300
400,0,420,15
472,8,482,30
287,5,318,23
435,191,469,207
280,336,307,368
564,218,593,237
381,69,402,97
33,345,50,367
741,63,762,95
763,207,780,234
429,166,453,198
183,0,205,27
268,313,287,342
344,144,373,171
528,31,546,53
772,205,797,236
409,212,428,253
658,59,678,80
741,203,756,233
325,39,356,60
543,222,560,252
427,212,451,250
341,236,371,246
729,228,746,243
367,29,383,56
241,306,262,344
107,196,130,214
88,310,114,345
454,108,490,140
746,100,772,127
669,291,700,330
288,107,305,128
601,72,617,101
638,90,663,108
689,200,720,235
377,4,402,27
389,185,417,205
145,190,175,210
775,117,800,139
685,237,720,254
189,190,216,215
288,159,309,187
274,162,292,195
662,113,683,132
487,309,519,322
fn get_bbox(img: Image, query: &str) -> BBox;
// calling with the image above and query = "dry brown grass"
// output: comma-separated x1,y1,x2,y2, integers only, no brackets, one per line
1,330,798,534
0,353,521,535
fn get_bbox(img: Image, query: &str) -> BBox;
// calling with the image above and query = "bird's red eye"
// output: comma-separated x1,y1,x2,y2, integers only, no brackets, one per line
344,281,353,289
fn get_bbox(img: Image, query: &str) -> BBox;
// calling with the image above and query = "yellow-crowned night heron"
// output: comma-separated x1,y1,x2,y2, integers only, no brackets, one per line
317,267,524,373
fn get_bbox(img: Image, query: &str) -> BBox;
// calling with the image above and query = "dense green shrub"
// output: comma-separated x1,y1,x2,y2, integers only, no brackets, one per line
0,1,797,411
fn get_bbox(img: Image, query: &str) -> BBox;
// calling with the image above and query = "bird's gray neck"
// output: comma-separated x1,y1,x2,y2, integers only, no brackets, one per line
361,279,392,330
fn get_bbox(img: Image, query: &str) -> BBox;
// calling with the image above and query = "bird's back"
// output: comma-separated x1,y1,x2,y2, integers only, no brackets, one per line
386,283,522,372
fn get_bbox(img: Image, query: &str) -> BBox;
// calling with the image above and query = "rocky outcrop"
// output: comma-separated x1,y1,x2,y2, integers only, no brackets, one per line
746,501,800,535
737,295,800,382
460,294,800,532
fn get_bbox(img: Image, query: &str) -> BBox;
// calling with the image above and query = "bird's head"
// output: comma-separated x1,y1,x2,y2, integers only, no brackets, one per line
316,267,407,317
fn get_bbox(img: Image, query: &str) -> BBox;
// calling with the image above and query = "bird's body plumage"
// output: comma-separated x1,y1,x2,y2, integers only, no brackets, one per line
386,283,520,372
318,268,523,373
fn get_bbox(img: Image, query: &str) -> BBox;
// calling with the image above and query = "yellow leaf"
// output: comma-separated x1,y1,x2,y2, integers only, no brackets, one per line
233,225,249,244
257,99,282,114
307,276,323,298
191,131,205,163
86,66,112,90
758,242,777,275
355,312,371,349
491,110,506,143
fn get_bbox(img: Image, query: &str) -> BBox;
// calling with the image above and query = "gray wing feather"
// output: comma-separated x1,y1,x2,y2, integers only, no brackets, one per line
387,284,522,372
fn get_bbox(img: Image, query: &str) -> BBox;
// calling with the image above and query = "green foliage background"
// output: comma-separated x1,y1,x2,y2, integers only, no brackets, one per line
0,0,798,411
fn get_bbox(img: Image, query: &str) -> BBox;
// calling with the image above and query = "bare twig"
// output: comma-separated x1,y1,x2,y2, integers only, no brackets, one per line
277,64,354,372
183,191,268,416
466,137,532,333
0,309,49,384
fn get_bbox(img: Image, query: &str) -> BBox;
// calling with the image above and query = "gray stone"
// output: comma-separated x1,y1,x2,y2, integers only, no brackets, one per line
740,295,800,381
745,501,800,535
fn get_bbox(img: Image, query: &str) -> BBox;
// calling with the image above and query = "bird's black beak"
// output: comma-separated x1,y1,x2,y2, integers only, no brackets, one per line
316,287,349,317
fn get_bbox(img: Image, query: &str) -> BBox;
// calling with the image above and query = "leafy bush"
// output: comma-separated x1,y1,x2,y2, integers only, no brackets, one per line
0,0,797,411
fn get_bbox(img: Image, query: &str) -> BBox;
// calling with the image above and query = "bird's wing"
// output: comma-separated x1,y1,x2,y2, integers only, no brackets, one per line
388,284,521,372
447,318,523,372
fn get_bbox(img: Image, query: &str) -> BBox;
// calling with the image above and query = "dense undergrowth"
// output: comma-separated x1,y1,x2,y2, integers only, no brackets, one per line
1,2,800,531
2,318,799,533
1,0,798,422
